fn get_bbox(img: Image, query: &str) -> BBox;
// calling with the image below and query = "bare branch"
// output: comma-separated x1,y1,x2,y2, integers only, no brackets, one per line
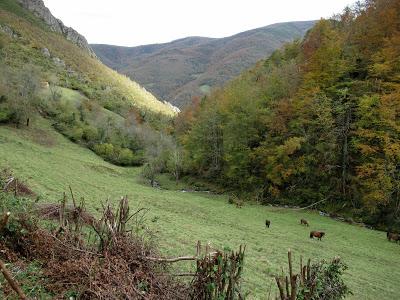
142,255,197,263
294,198,327,210
0,259,28,300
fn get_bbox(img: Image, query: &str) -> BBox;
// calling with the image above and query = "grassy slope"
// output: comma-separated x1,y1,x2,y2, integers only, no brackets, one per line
39,87,126,126
0,1,174,116
0,121,399,299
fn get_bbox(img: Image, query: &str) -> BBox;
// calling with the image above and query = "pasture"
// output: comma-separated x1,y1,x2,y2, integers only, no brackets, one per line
0,119,399,299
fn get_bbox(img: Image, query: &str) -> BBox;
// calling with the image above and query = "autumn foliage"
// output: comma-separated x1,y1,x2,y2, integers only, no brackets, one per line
176,0,400,228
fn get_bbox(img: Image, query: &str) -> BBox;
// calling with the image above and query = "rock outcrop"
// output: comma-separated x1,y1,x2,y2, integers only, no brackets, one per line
0,24,20,38
16,0,96,58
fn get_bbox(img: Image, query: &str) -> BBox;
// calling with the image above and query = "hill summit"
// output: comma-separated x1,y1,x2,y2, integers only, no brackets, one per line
92,21,315,107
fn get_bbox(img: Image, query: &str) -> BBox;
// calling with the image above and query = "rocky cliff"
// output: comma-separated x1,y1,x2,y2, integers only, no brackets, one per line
16,0,96,57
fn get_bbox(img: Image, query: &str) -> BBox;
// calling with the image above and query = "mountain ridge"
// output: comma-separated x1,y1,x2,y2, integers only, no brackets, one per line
92,20,316,107
16,0,96,57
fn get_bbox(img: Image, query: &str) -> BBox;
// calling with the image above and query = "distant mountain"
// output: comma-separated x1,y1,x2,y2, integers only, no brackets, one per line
92,21,315,107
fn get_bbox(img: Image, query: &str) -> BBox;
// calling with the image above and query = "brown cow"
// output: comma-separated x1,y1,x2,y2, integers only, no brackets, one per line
265,219,271,228
300,219,309,226
387,232,400,242
310,231,325,240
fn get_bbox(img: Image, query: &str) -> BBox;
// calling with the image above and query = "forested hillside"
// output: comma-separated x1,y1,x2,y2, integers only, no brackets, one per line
175,0,400,228
92,21,315,107
0,0,175,115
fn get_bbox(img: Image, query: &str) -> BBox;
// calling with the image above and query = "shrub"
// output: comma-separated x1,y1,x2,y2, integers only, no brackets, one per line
117,148,135,166
297,258,351,300
93,143,114,159
0,36,5,49
67,126,84,142
141,162,157,182
0,105,13,123
275,250,351,300
82,125,98,142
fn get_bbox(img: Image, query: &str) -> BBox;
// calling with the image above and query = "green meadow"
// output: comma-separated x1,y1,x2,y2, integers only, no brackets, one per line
0,119,399,299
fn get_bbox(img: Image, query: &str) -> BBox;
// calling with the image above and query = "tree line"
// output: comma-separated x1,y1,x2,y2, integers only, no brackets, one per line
173,0,400,229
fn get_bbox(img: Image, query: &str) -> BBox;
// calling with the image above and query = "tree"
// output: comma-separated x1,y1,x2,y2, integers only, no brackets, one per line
174,0,400,228
0,64,40,126
48,76,62,102
184,101,224,179
11,65,40,127
167,143,183,181
353,93,400,212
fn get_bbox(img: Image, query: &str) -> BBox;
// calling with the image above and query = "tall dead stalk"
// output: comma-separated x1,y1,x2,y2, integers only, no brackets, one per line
90,196,147,252
275,249,297,300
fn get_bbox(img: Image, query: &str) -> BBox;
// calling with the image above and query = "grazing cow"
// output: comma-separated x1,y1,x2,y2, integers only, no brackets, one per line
300,219,309,226
310,231,325,240
265,219,271,228
387,232,400,242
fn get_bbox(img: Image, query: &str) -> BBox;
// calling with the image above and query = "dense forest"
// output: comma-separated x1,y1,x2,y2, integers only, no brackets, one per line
173,0,400,228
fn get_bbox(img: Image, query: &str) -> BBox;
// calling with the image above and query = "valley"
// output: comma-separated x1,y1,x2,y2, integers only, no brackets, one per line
1,0,400,298
0,119,399,299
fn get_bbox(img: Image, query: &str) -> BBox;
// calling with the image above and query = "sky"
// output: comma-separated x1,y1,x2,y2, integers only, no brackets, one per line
43,0,356,47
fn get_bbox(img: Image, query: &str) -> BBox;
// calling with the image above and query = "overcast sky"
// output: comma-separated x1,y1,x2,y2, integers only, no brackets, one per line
42,0,356,47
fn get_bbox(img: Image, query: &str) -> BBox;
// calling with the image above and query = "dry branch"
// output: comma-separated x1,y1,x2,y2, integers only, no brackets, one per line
275,249,298,300
49,234,99,256
14,179,18,197
68,185,77,209
295,198,327,210
59,192,66,229
0,259,28,300
288,250,297,300
3,177,14,191
275,277,285,300
143,255,198,263
158,272,196,277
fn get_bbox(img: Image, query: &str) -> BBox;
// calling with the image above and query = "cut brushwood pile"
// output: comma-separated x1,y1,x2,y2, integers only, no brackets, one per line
0,188,246,299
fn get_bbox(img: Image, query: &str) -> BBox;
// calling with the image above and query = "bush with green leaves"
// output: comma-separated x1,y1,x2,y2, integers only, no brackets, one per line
0,96,14,123
92,143,142,166
297,258,351,300
93,143,114,159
